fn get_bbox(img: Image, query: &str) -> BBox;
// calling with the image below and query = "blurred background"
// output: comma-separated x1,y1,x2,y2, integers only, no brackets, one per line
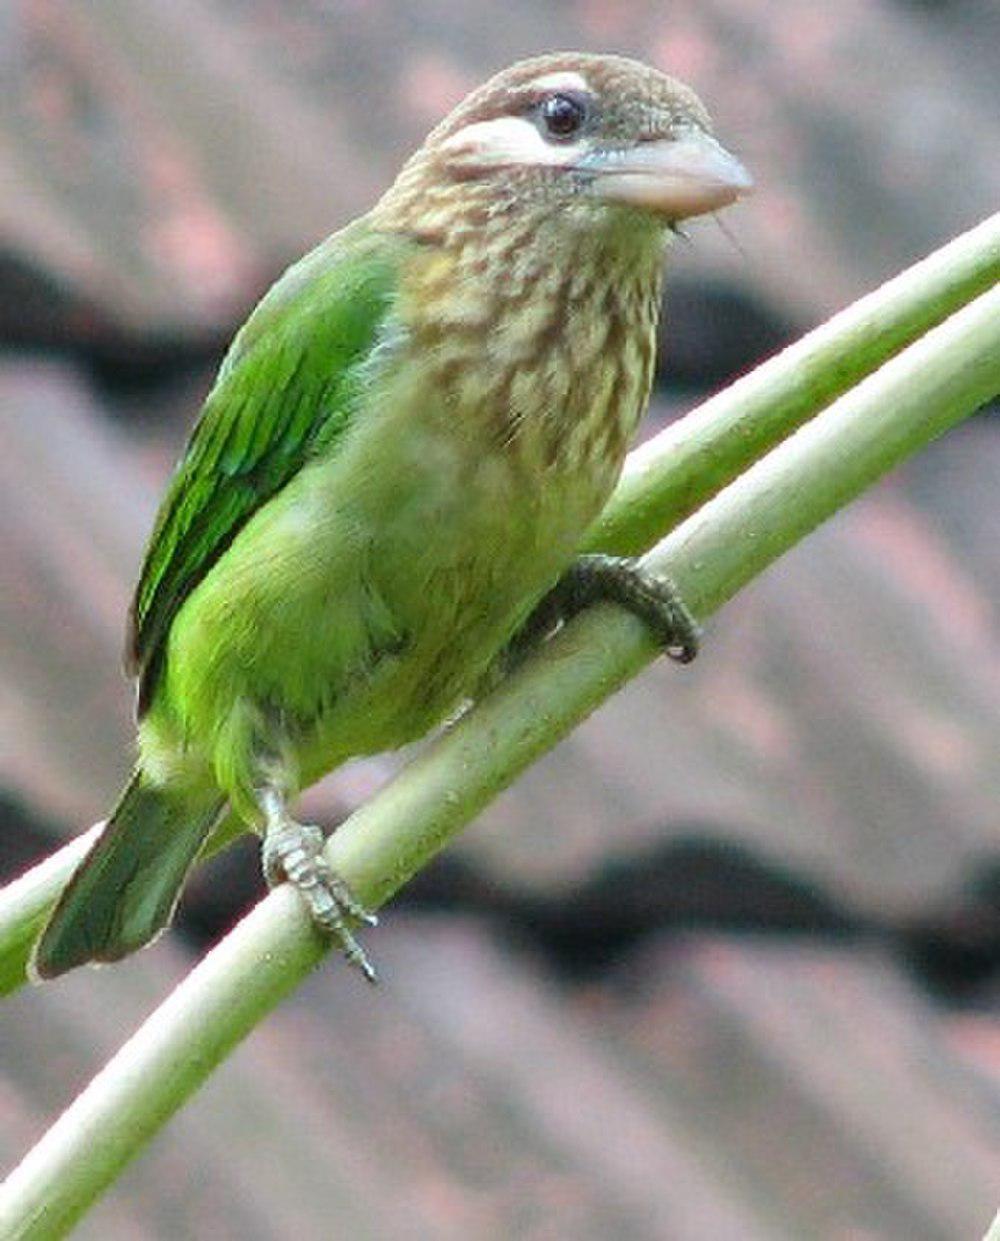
2,1,999,1237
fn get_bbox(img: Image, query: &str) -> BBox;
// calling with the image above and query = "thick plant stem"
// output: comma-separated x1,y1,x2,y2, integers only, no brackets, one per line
2,279,998,1241
1,210,997,998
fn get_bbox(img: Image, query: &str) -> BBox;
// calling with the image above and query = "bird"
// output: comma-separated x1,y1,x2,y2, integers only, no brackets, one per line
31,51,751,982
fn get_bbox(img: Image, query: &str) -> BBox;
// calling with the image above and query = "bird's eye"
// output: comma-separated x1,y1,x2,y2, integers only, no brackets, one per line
539,92,588,141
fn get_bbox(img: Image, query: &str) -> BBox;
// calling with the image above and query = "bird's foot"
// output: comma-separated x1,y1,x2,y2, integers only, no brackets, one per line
525,553,700,664
261,805,378,983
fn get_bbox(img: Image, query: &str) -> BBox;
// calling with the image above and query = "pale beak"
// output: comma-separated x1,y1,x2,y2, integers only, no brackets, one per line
586,127,753,221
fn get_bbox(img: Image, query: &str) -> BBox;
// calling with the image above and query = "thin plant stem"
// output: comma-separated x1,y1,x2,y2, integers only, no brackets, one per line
588,209,1000,553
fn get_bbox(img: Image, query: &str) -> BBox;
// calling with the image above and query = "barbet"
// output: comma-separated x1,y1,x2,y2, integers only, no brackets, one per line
33,53,751,980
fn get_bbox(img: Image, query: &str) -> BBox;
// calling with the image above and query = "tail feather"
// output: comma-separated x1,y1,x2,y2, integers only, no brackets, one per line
31,774,224,980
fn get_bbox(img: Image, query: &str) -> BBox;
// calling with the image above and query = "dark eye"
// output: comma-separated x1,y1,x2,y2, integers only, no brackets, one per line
539,92,588,140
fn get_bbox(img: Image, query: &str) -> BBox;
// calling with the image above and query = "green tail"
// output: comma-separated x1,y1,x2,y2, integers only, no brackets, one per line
31,774,224,980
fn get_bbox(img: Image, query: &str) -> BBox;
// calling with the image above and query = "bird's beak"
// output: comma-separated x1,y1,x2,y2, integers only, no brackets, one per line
586,127,753,221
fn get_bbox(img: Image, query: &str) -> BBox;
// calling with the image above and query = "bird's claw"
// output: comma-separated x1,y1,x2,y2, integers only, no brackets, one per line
262,815,379,983
527,553,700,664
589,555,700,664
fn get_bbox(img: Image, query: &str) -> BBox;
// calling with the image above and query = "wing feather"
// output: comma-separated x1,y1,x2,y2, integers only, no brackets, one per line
127,223,407,711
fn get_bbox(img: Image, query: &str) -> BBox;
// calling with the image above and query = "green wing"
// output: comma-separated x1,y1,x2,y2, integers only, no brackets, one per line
128,221,407,711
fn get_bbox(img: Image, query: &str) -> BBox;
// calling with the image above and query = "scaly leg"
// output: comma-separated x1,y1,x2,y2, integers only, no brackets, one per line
259,788,378,982
509,553,700,667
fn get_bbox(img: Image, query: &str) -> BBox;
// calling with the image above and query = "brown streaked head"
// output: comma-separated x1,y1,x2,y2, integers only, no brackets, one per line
386,52,751,228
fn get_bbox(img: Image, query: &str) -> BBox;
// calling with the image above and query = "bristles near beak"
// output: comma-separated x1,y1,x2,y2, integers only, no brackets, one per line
587,128,753,221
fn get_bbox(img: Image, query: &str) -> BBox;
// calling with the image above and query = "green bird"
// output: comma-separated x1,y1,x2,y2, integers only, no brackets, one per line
32,52,750,981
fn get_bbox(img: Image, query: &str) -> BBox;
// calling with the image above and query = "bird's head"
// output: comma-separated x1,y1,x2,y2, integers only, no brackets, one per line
382,52,751,238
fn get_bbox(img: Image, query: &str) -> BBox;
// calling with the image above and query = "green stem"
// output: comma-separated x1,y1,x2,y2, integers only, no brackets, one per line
3,278,998,1241
1,210,997,997
588,209,1000,553
0,829,99,997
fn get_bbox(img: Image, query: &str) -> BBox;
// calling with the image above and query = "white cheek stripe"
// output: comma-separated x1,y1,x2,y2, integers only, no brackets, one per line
440,115,586,168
